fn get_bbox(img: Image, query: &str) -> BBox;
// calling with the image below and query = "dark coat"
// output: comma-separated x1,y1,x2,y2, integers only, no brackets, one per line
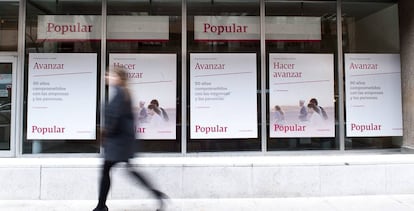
103,85,136,162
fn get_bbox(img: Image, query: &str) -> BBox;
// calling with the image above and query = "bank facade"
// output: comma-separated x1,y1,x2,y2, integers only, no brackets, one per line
1,0,414,201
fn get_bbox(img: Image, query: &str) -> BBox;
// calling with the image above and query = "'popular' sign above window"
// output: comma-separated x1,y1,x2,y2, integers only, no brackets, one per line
37,15,169,41
194,16,321,42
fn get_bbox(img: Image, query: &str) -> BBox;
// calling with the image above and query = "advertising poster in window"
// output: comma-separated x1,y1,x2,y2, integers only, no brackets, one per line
190,53,258,139
27,53,97,139
345,54,403,137
109,54,176,140
269,53,335,138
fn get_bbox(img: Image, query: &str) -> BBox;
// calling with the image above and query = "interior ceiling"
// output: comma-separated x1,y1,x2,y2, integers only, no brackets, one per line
0,3,19,19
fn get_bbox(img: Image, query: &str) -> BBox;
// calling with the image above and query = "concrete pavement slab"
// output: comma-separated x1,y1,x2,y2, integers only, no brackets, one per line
1,195,414,211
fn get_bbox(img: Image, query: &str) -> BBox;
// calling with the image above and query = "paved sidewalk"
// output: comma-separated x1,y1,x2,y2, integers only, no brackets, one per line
1,194,414,211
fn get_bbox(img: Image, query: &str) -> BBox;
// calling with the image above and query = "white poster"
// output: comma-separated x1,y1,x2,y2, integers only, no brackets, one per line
190,53,257,139
269,53,335,138
109,54,176,140
345,54,403,137
27,53,97,139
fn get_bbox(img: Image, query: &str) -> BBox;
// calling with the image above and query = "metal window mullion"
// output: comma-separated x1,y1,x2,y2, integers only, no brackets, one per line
181,0,187,155
15,0,27,157
100,0,107,155
337,0,345,151
260,0,267,153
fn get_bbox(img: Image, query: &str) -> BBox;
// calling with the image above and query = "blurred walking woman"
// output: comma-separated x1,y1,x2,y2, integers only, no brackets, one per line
93,67,168,211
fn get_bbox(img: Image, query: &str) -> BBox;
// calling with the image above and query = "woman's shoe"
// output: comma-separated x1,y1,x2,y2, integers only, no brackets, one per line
153,190,169,211
92,205,108,211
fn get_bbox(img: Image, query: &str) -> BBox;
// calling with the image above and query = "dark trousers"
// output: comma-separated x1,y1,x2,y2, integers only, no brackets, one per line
97,160,158,208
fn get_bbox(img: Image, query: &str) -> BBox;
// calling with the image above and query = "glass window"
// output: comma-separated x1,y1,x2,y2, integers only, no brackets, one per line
0,62,13,151
0,1,19,51
187,0,261,152
17,0,404,155
342,0,402,149
107,0,182,153
265,1,339,151
23,0,102,154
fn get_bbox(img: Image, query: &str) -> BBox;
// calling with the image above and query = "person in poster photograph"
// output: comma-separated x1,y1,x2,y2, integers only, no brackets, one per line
137,99,170,127
298,100,308,122
150,99,169,122
147,103,165,126
309,98,328,120
307,103,324,125
137,101,148,123
274,105,286,124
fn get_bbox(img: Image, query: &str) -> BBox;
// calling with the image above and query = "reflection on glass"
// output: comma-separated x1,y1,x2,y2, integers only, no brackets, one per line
0,2,19,51
0,63,12,150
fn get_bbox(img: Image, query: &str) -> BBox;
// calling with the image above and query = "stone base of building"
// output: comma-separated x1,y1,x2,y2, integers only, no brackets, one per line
1,154,414,200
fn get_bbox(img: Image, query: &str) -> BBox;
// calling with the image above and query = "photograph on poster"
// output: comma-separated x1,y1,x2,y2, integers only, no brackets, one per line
269,53,335,138
27,53,97,140
109,54,177,140
345,54,403,137
190,53,258,139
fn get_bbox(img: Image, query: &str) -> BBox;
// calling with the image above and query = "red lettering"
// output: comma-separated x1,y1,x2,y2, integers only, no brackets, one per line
349,62,378,70
274,124,306,133
195,125,228,134
273,62,295,70
203,23,248,35
136,127,146,133
351,123,381,132
113,62,136,70
46,22,93,35
32,125,66,135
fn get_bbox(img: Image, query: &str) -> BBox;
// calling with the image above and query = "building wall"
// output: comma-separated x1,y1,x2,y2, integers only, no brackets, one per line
0,0,413,200
2,155,414,200
399,0,414,150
